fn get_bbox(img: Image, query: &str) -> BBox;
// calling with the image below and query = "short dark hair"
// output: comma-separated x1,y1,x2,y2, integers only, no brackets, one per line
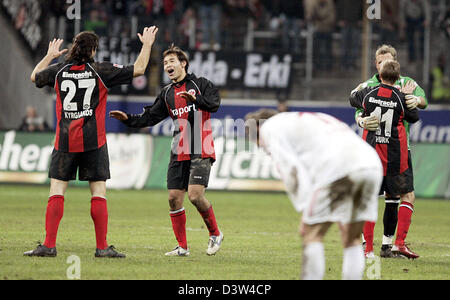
65,31,99,63
163,44,189,72
380,60,400,84
245,109,279,125
244,109,278,144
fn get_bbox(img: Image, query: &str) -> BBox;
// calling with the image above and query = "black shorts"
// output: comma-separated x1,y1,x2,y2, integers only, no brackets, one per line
167,158,212,190
379,150,414,196
49,144,110,182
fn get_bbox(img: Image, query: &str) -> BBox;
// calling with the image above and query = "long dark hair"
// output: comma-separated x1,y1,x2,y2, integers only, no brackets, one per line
65,31,99,63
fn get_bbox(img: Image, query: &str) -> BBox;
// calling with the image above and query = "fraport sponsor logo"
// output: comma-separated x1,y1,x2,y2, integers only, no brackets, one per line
171,104,197,117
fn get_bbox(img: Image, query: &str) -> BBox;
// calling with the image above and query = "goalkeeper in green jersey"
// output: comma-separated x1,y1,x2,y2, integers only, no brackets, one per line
351,45,428,259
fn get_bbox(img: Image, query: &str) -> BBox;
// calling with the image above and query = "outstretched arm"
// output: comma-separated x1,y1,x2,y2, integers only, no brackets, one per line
109,97,169,128
133,26,159,77
31,39,67,82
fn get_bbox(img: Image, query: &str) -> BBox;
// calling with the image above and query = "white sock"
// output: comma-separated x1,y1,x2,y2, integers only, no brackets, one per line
382,235,393,246
302,242,325,280
342,245,365,280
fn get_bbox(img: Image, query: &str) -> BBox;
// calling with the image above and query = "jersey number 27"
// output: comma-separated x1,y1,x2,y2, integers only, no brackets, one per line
61,79,96,111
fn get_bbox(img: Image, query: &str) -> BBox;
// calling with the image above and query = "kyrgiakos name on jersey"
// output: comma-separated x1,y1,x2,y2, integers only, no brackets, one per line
64,109,93,119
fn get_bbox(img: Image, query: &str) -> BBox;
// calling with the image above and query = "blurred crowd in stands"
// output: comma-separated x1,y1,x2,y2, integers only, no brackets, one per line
19,106,50,132
42,0,449,102
45,1,448,52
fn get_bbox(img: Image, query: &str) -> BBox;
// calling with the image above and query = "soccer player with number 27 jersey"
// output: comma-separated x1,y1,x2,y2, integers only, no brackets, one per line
24,26,159,258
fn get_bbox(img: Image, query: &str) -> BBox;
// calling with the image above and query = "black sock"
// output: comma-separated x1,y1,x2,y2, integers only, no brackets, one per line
383,198,400,242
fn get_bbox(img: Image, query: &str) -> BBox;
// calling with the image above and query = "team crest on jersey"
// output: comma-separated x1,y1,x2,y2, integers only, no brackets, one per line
187,89,196,97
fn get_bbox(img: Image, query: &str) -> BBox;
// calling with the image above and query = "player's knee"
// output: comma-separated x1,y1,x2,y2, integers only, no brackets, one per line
342,236,362,249
49,178,68,196
301,227,320,244
401,191,415,205
168,191,184,210
89,181,106,198
187,189,204,206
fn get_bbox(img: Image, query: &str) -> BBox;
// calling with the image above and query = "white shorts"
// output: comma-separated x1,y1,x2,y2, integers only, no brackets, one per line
302,167,382,225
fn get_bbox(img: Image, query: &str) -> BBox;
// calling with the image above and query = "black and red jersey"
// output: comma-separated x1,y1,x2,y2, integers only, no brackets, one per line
35,60,134,152
349,84,419,176
123,73,220,162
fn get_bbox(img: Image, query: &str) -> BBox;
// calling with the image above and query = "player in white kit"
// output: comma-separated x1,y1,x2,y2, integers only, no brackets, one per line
245,110,383,280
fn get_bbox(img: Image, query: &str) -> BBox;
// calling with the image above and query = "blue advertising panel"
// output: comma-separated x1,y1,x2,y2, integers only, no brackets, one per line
101,98,450,143
54,97,450,143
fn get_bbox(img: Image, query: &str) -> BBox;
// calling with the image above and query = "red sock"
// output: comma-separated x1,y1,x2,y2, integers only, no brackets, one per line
44,195,64,248
363,221,376,253
199,205,220,236
91,197,108,250
395,201,414,246
170,208,188,249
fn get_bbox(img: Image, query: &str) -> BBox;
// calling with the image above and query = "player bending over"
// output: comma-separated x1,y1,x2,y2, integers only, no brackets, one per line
245,109,383,280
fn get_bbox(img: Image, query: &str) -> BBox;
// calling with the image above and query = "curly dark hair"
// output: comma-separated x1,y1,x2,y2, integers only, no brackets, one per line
65,31,99,63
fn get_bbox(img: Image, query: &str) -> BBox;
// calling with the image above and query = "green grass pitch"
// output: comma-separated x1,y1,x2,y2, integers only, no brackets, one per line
0,184,449,280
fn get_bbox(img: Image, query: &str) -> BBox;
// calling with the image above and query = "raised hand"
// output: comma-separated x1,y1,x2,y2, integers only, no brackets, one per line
179,91,196,102
400,80,418,95
47,38,68,59
137,26,159,47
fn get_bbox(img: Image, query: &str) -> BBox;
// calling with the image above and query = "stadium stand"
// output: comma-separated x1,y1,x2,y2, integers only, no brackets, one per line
0,0,449,129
